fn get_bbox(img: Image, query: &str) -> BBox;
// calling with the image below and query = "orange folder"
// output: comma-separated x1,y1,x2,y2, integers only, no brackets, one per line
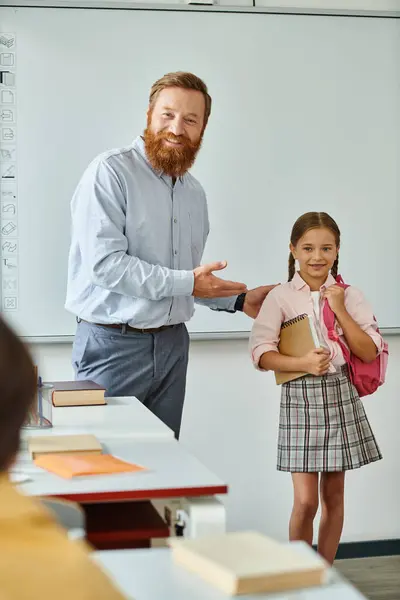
34,453,147,479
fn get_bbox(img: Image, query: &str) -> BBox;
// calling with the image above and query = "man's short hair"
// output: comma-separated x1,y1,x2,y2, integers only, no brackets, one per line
149,71,212,126
0,317,36,471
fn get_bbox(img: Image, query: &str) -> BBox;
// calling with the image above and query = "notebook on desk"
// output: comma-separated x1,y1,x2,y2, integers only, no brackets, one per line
275,314,320,385
34,453,146,479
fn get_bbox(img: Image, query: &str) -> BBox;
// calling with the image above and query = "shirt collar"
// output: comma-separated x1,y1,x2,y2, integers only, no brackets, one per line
291,271,337,292
132,136,185,184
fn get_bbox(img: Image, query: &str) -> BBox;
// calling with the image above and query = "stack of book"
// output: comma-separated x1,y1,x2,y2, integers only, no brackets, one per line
27,433,146,479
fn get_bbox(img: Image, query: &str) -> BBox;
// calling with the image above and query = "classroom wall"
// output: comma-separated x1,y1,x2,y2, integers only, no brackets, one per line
25,0,399,544
31,334,399,544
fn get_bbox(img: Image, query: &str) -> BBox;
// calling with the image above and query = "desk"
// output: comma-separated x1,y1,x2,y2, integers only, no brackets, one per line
93,544,367,600
21,396,174,443
18,439,227,503
15,400,228,548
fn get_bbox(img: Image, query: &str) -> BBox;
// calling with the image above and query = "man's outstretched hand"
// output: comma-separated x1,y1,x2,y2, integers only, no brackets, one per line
243,285,278,318
193,261,247,298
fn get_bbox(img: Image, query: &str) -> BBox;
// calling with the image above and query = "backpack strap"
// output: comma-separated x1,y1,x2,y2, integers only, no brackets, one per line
322,274,352,362
335,274,346,287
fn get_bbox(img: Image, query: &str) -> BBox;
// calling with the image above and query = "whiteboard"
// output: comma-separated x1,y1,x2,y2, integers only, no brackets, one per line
0,6,399,339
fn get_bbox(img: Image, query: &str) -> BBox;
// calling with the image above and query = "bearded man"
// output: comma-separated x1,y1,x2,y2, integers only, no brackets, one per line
66,72,274,438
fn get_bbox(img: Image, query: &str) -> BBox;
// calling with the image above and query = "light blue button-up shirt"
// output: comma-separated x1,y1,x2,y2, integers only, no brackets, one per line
65,136,237,328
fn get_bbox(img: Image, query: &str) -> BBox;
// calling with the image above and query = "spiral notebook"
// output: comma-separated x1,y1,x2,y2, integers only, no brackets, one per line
275,314,320,385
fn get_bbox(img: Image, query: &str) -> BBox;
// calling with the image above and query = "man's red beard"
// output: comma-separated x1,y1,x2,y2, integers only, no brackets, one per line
143,127,203,178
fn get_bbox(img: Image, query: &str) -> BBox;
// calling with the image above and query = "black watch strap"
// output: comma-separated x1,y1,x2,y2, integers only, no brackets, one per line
234,292,246,312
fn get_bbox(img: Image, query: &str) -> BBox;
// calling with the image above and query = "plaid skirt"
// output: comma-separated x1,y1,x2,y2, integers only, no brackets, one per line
277,365,382,472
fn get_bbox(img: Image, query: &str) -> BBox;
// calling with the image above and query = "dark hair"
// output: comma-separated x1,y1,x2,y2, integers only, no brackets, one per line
149,71,212,127
288,212,340,281
0,317,36,471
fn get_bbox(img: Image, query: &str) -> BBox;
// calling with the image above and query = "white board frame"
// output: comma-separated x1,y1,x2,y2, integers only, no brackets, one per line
2,1,399,341
1,0,400,17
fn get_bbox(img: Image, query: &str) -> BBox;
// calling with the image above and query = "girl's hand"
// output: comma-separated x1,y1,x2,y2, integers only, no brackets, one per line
302,348,331,376
323,285,346,315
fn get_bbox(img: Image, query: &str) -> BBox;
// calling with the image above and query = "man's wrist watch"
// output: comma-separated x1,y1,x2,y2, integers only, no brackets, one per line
234,292,246,312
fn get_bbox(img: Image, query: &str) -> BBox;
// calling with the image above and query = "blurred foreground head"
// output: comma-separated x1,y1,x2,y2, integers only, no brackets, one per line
0,317,36,471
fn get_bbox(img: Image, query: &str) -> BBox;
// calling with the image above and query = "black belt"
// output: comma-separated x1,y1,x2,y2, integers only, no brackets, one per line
81,320,174,334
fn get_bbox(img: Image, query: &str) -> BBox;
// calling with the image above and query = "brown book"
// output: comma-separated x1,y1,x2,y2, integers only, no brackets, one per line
169,531,326,595
28,433,103,459
275,314,319,385
51,380,106,407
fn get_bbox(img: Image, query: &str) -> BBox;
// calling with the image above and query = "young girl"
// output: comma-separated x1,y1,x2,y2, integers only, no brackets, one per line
250,211,383,565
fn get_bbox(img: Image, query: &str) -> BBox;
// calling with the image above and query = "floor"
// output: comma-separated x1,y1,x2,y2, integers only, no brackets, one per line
335,556,400,600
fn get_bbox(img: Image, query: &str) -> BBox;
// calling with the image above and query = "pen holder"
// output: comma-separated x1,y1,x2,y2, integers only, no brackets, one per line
23,383,53,429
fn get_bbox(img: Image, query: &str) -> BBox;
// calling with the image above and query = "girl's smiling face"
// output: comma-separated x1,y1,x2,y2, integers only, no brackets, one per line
290,227,339,289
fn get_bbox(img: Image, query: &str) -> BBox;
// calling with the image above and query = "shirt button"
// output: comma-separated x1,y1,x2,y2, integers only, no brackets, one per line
174,218,178,223
174,250,178,255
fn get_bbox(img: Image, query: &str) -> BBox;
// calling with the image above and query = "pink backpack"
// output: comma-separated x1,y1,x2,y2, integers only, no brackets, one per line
322,275,388,398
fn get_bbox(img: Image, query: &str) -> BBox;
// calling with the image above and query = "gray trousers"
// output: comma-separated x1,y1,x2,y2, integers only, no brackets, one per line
71,321,190,438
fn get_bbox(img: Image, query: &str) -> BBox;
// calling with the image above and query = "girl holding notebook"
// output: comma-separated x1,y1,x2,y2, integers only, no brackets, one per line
249,211,384,565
